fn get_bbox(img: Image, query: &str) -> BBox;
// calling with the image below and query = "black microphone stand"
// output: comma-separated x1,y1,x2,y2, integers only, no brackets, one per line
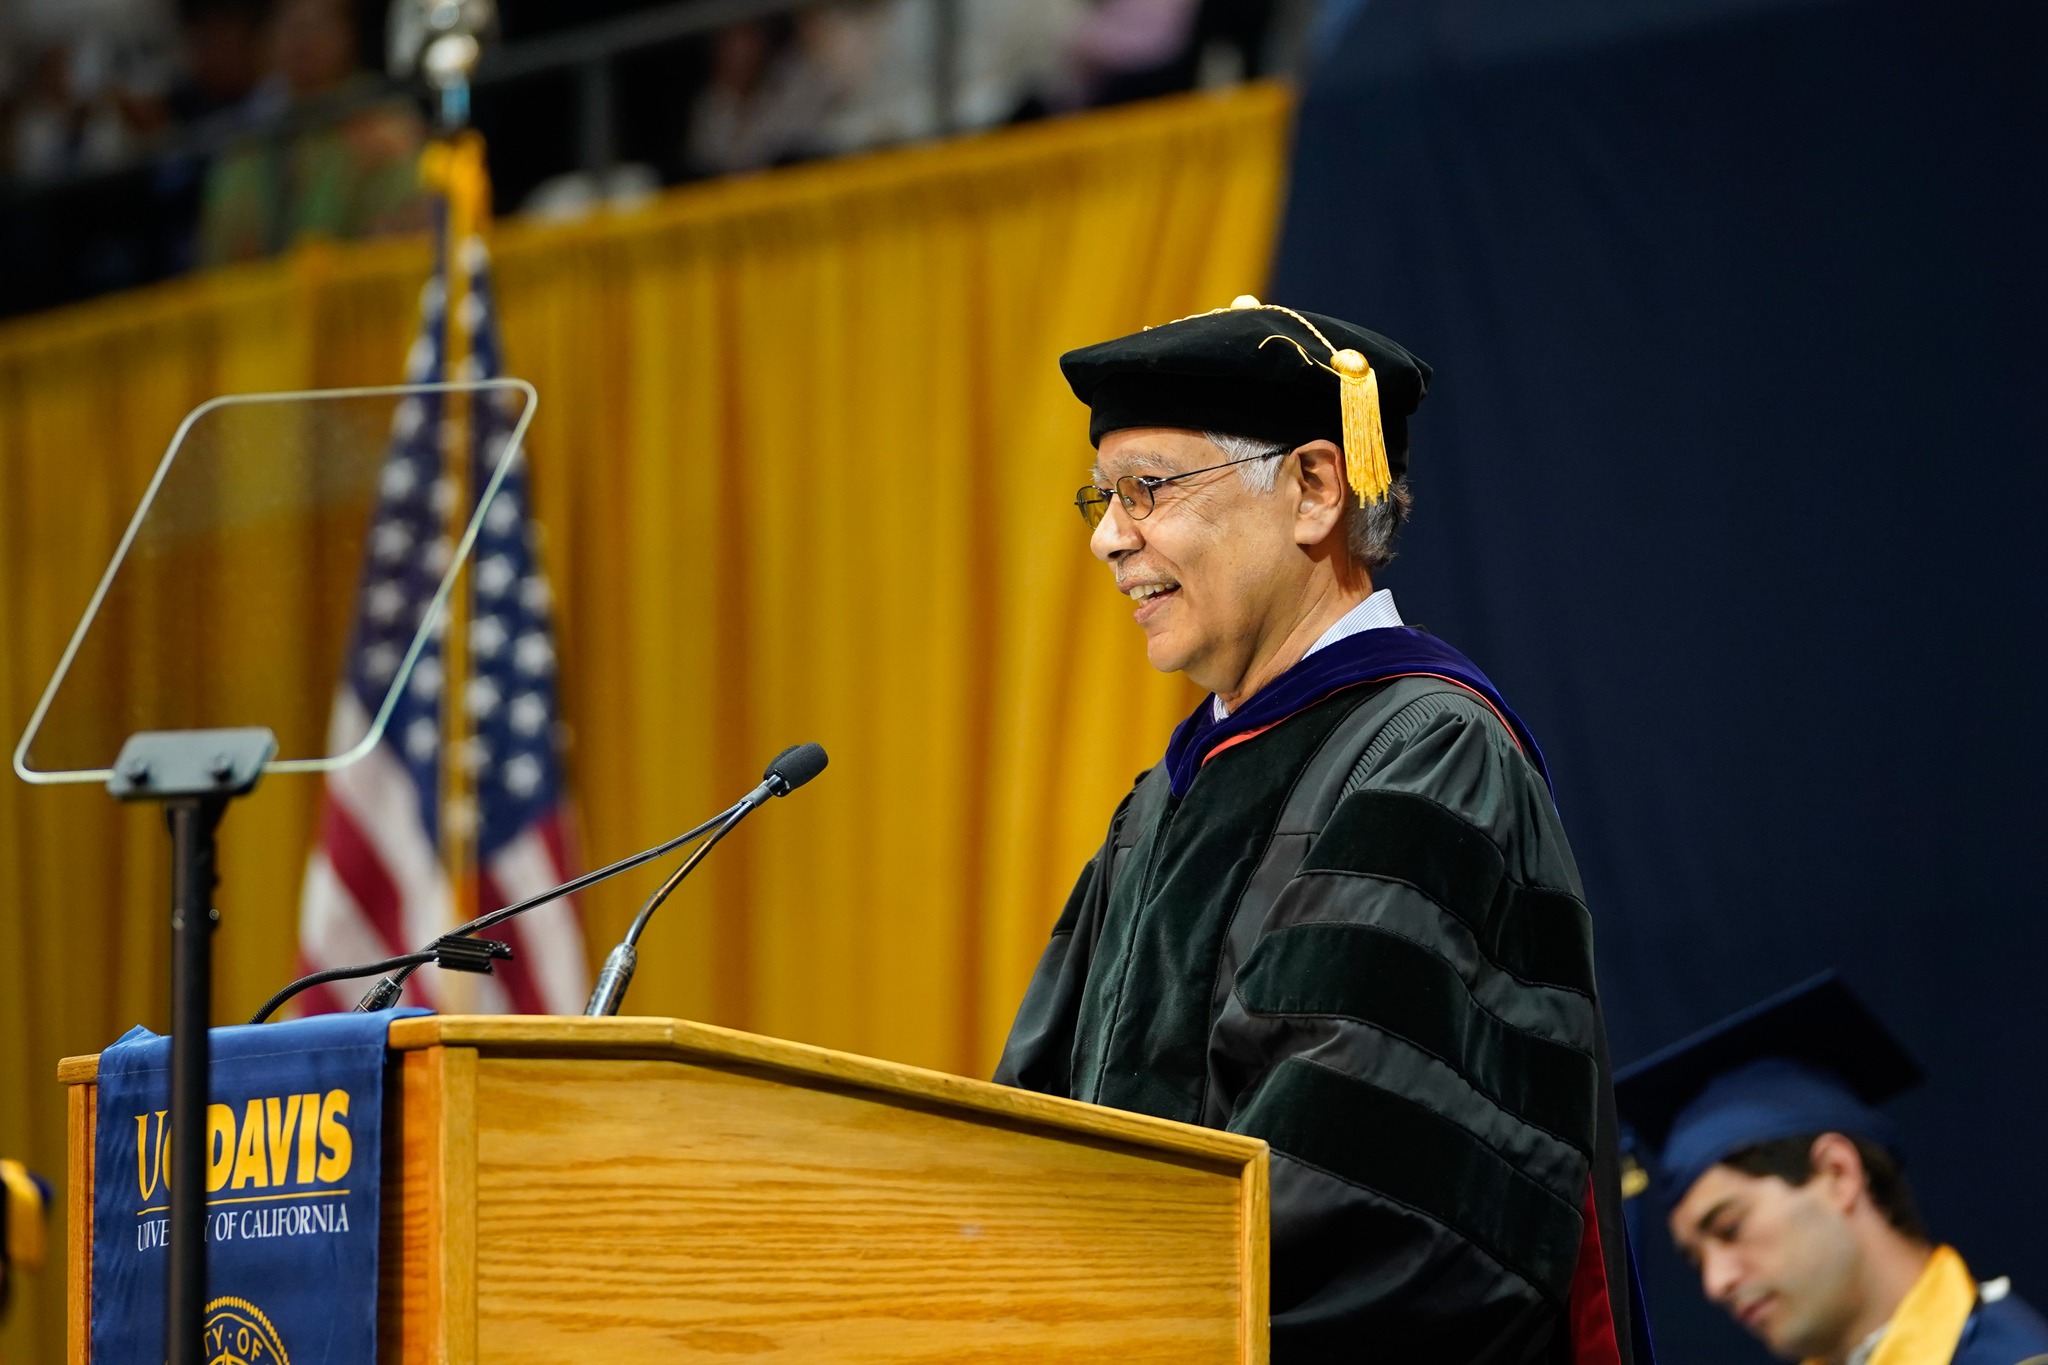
250,745,826,1034
584,743,829,1017
338,800,748,1013
583,798,755,1016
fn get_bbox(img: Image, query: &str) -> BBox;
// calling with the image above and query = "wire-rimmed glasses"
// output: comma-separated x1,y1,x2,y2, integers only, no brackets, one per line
1074,450,1289,529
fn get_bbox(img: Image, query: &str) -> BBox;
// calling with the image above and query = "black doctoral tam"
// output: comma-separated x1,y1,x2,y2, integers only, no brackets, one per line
1059,296,1431,500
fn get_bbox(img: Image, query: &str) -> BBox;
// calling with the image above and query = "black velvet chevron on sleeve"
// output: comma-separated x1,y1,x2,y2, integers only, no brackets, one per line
1301,790,1596,998
1237,922,1597,1153
1217,782,1601,1338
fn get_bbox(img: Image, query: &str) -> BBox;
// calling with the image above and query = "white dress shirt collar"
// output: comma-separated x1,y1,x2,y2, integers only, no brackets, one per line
1211,589,1404,720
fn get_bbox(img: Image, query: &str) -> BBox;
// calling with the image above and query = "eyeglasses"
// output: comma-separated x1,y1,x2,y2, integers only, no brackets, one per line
1074,450,1287,530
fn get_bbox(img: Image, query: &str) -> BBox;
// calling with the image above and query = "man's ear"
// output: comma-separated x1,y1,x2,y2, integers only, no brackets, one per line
1808,1133,1870,1216
1290,439,1349,548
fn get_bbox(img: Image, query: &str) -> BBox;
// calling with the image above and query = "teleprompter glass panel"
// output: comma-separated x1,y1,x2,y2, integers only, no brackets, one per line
12,380,536,782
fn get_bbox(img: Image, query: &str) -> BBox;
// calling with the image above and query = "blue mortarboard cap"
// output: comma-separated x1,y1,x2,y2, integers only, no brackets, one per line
1613,972,1921,1209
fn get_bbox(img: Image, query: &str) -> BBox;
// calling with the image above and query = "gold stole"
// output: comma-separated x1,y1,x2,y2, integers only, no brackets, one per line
1806,1245,1978,1365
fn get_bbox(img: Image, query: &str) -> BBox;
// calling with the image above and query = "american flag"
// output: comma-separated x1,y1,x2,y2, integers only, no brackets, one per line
296,226,589,1015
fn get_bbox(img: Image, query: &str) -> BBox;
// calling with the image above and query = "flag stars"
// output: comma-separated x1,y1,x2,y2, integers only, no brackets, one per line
380,460,420,501
372,523,414,563
366,580,407,623
410,656,444,700
476,554,517,598
404,716,439,763
391,399,426,442
501,753,544,798
404,337,435,381
484,494,519,535
423,536,454,578
470,614,508,658
465,675,502,718
513,633,555,676
508,692,548,737
362,641,401,684
333,255,571,874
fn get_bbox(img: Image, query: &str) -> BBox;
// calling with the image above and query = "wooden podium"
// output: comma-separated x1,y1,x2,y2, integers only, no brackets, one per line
61,1015,1268,1363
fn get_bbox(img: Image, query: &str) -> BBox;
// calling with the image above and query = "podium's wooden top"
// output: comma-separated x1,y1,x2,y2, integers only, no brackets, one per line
62,1014,1269,1362
59,1013,1263,1173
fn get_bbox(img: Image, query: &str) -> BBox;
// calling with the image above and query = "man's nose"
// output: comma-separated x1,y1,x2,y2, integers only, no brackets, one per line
1700,1247,1745,1308
1090,496,1142,563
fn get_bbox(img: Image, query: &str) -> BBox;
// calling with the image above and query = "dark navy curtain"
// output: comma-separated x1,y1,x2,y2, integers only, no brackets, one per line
1272,2,2048,1359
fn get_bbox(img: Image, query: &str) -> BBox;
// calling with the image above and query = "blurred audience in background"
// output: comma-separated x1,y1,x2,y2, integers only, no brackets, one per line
685,15,816,177
167,0,273,126
681,0,1293,178
2,0,177,184
197,0,425,261
0,0,1308,313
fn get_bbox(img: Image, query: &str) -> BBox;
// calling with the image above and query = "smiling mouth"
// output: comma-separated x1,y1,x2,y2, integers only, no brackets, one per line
1123,581,1181,621
1736,1295,1775,1331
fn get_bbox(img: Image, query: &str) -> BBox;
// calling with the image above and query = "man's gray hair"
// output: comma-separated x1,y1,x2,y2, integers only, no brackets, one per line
1204,431,1412,572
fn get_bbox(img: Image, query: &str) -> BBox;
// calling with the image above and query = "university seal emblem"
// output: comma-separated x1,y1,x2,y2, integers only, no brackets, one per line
205,1296,291,1365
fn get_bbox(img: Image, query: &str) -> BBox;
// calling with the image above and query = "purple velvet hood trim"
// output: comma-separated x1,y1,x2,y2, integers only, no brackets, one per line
1162,627,1549,799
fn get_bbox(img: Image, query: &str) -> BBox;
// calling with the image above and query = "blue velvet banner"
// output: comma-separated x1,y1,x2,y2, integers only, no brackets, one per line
92,1010,425,1364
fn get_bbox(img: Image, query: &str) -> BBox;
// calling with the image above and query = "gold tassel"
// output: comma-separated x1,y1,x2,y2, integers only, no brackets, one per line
1330,348,1390,504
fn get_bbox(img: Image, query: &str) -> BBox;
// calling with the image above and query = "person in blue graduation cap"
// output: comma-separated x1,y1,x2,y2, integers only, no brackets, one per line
994,297,1646,1364
1616,972,2048,1365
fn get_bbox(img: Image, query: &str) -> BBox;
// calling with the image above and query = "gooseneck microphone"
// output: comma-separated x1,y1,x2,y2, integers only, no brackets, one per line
584,743,827,1017
247,743,828,1024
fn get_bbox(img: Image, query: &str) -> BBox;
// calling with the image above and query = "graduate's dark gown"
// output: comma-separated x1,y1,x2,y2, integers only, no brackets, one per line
1956,1292,2048,1365
997,652,1638,1365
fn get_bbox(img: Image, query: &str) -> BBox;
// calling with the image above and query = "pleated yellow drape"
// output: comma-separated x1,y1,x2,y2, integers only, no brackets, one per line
0,83,1291,1359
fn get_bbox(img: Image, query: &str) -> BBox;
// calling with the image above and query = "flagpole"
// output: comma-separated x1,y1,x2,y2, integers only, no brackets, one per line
418,18,491,1005
300,4,592,1024
443,156,476,1000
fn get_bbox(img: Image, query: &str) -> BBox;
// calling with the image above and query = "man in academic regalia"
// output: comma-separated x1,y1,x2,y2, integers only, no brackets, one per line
1615,973,2048,1365
994,297,1643,1364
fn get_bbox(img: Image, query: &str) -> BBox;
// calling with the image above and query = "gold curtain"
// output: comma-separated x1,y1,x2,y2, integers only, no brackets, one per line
0,83,1290,1359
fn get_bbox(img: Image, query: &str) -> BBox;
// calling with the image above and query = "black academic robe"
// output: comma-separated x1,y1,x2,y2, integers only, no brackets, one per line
996,676,1637,1364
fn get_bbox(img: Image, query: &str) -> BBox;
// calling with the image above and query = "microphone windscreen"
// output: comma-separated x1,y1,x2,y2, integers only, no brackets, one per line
764,742,828,794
